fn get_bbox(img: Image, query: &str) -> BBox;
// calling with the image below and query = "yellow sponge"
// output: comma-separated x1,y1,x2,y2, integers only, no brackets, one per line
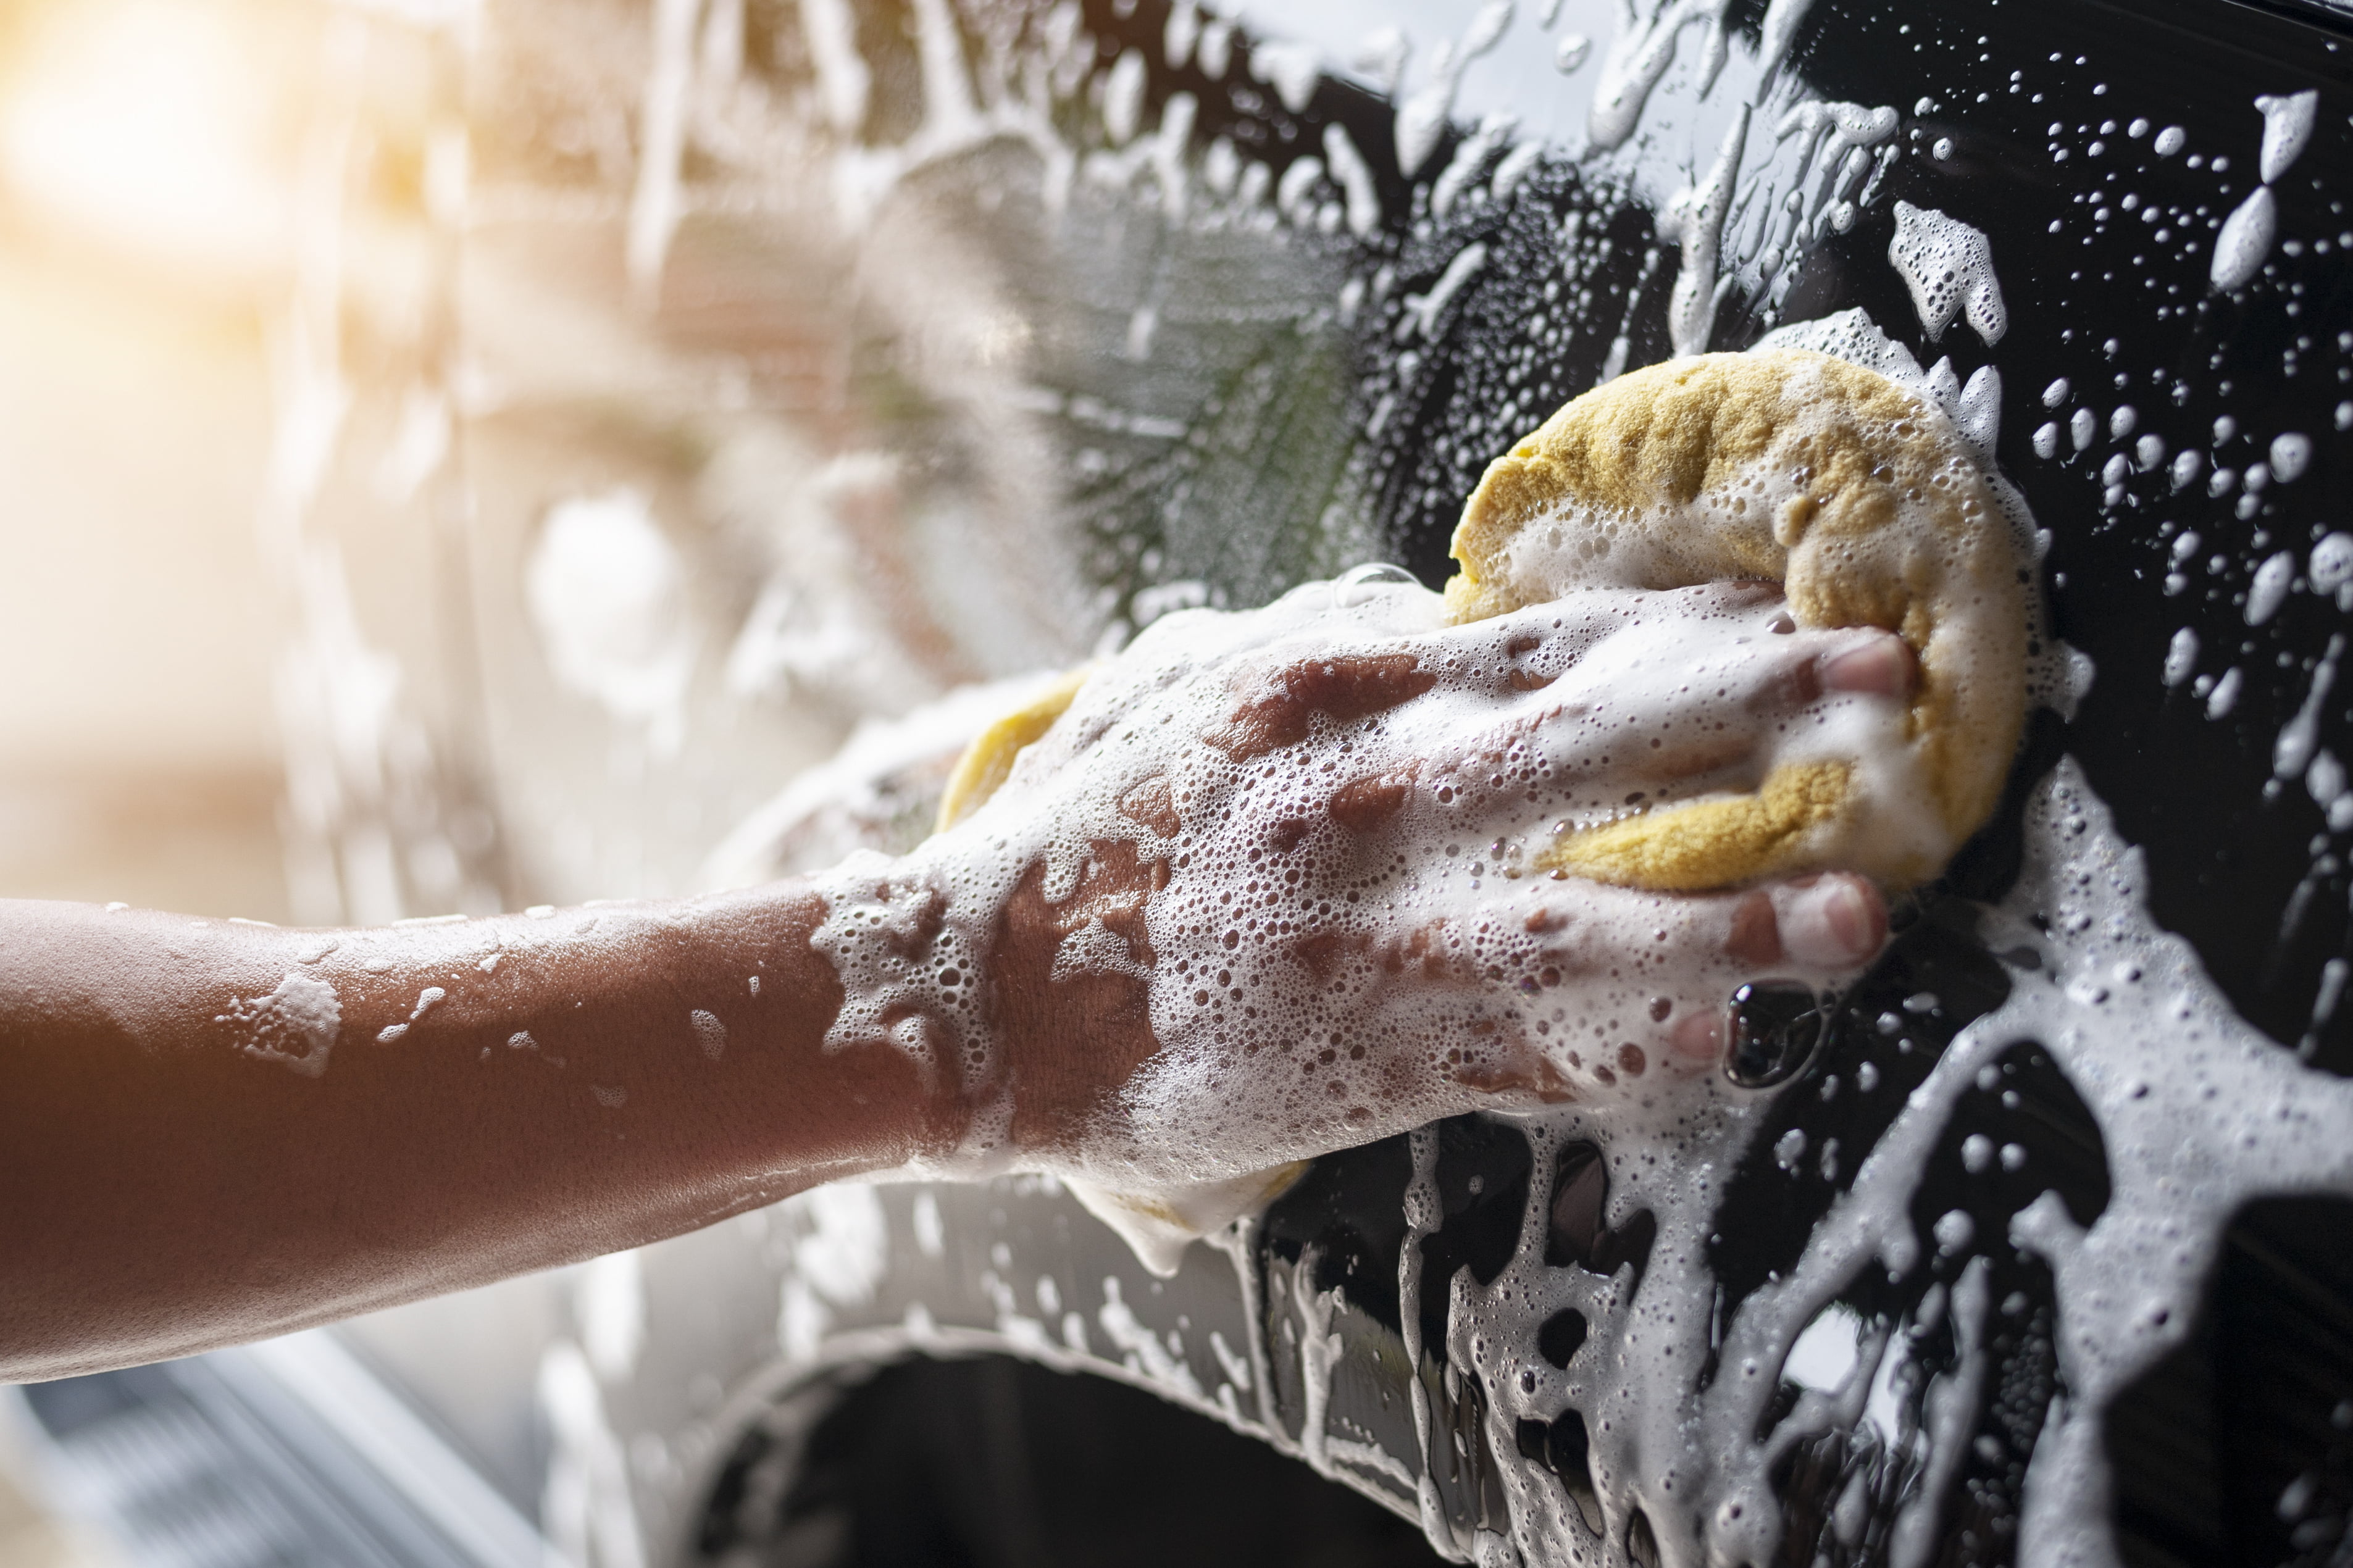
1446,349,2029,891
935,665,1095,832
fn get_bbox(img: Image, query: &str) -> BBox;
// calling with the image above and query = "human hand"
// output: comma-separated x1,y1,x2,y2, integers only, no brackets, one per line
932,577,1915,1190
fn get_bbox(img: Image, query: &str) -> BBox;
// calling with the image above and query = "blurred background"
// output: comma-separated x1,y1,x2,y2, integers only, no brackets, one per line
12,0,2353,1560
0,0,1142,933
0,0,293,923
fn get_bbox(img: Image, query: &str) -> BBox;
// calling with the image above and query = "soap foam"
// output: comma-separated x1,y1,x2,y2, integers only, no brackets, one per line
1410,759,2353,1567
810,565,1923,1202
791,325,2317,1567
220,971,342,1078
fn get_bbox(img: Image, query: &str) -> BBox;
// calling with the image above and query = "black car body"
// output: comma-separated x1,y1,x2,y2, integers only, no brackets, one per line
14,0,2353,1563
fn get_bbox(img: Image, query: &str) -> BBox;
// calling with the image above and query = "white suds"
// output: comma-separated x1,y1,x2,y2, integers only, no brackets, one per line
1659,106,1750,358
2210,186,2277,293
221,972,341,1078
377,985,447,1044
1887,202,2008,343
2255,89,2318,184
689,1009,727,1061
1415,761,2353,1568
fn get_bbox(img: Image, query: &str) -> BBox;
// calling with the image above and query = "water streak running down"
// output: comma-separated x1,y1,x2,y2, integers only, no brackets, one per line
2212,186,2277,293
1660,105,1749,357
2256,88,2319,185
1377,759,2353,1568
1395,2,1517,178
1589,0,1736,153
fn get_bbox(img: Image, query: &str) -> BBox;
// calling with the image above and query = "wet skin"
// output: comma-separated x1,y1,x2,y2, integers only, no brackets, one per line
988,583,1908,1169
0,589,1907,1378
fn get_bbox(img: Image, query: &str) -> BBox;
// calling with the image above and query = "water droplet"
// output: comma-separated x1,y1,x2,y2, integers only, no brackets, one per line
2309,533,2353,594
2163,627,2200,686
1934,1209,1976,1253
2269,432,2312,483
1332,562,1419,607
1724,980,1827,1088
2247,551,2296,626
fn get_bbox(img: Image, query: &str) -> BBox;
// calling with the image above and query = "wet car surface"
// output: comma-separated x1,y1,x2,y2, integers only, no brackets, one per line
15,0,2353,1563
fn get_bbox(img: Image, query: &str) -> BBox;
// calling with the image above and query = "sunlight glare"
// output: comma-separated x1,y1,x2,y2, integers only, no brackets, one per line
1,0,291,273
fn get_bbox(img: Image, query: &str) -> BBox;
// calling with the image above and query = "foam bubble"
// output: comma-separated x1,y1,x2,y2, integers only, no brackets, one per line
2211,186,2277,293
222,972,341,1078
806,566,1934,1198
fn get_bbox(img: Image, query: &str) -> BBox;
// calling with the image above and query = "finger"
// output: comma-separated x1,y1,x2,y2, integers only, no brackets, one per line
1726,890,1782,965
1665,1004,1728,1069
1502,880,1791,1082
1768,873,1889,970
1754,628,1916,716
1819,630,1920,701
1660,875,1884,1076
1718,875,1887,972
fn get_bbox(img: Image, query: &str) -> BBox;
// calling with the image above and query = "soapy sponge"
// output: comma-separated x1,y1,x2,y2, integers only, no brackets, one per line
1445,349,2031,891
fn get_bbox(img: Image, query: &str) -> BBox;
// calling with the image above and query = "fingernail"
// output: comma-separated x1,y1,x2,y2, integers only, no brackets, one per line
1668,1007,1726,1067
1779,876,1884,968
1822,636,1918,698
1726,890,1782,965
1823,878,1870,956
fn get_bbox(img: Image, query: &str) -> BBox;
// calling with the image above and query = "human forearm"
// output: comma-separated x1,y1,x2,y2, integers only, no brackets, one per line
0,888,959,1379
